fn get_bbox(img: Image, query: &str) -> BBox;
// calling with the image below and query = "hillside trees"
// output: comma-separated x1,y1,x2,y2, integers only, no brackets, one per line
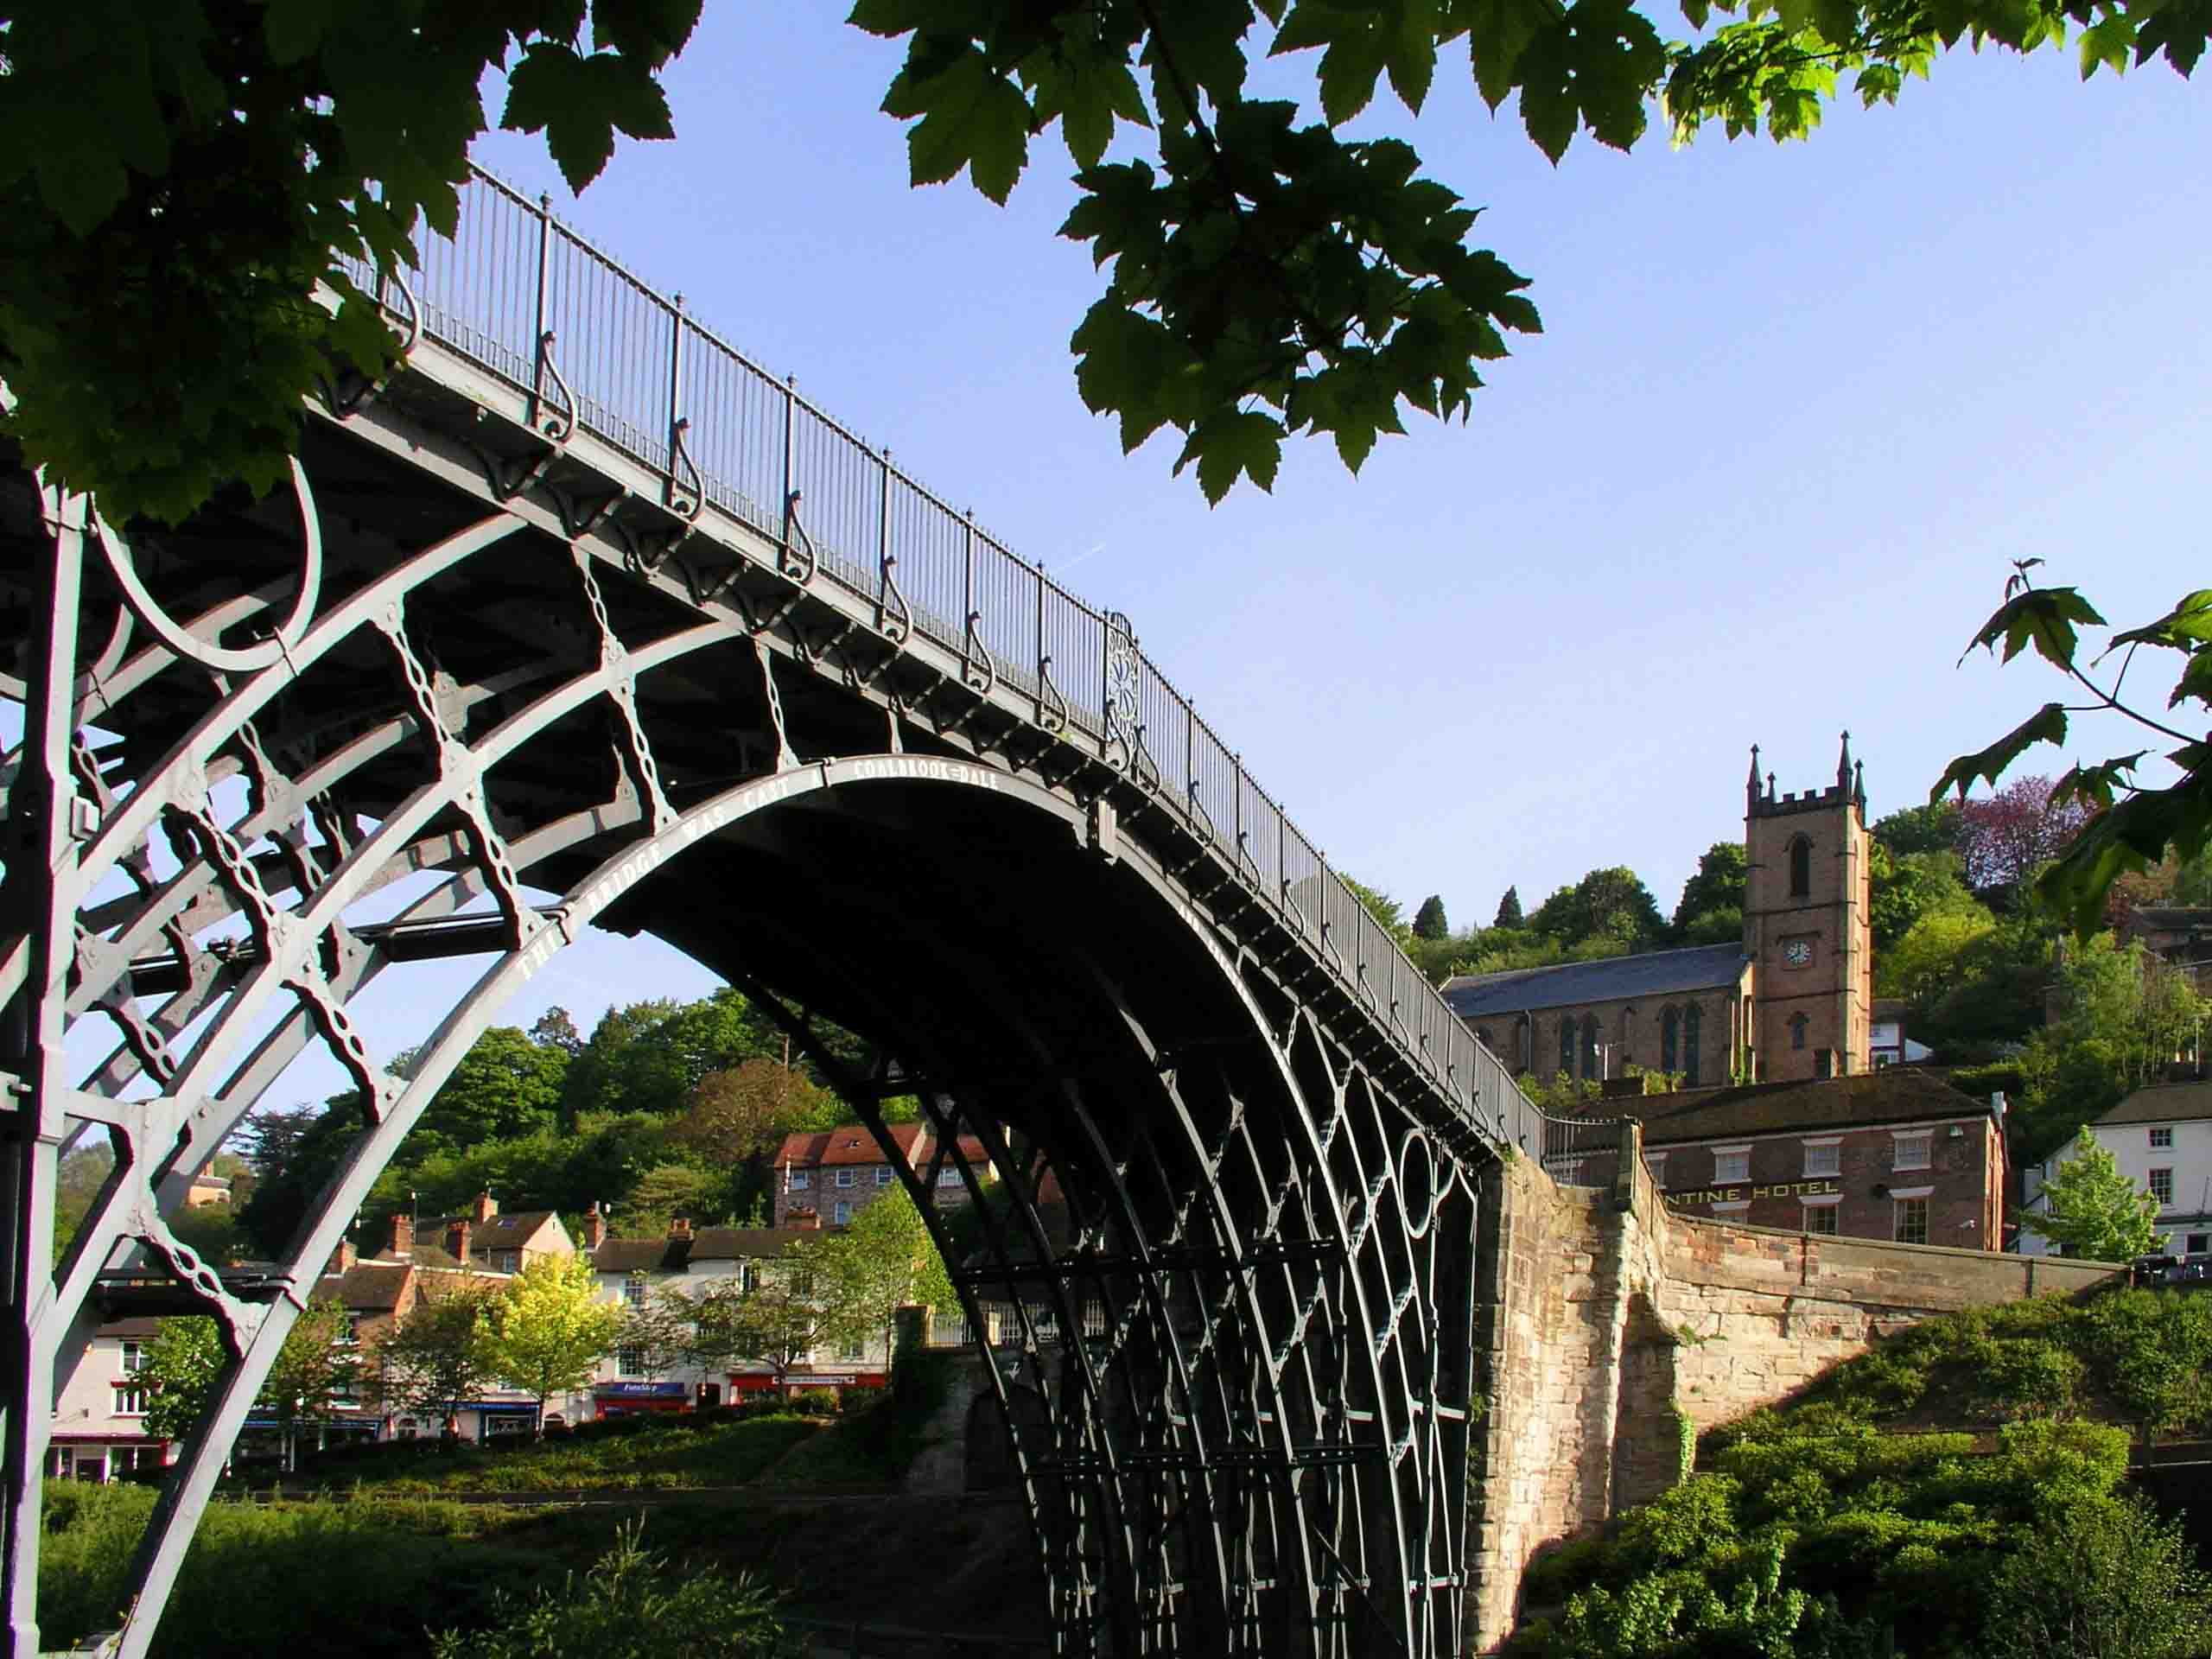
1530,867,1666,953
10,3,2205,523
1671,842,1747,946
1955,774,2092,894
1494,887,1523,929
1411,894,1448,940
238,988,872,1256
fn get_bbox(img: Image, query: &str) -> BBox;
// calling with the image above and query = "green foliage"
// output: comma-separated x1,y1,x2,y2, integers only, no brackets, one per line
0,0,699,522
1531,867,1667,953
1938,567,2212,938
289,1412,818,1496
1412,893,1449,940
1342,876,1414,946
37,1481,555,1657
141,1298,357,1446
12,3,2205,519
480,1255,625,1420
2023,1128,2162,1263
1868,845,1976,954
1872,800,1961,861
1979,1492,2212,1659
372,1276,502,1421
1495,886,1525,929
1670,842,1746,940
431,1518,797,1659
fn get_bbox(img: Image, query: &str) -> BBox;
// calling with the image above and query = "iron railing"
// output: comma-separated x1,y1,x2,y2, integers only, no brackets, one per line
347,169,1554,1160
1538,1115,1625,1182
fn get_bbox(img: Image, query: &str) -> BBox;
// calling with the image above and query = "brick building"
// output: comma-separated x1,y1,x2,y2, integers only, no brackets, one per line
1445,736,1873,1085
1572,1068,2005,1249
772,1122,993,1228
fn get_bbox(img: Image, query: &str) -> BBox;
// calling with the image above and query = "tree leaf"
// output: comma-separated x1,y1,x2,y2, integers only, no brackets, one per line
1931,702,2069,802
1961,584,2107,669
2107,588,2212,653
262,0,336,67
1175,410,1285,504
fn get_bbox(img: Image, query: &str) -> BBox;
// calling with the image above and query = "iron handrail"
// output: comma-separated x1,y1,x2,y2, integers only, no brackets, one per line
356,166,1551,1159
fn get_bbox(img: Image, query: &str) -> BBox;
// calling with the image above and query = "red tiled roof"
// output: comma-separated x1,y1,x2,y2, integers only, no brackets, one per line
775,1122,927,1168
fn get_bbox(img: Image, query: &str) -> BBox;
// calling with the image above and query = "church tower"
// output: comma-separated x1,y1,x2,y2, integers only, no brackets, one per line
1743,734,1872,1082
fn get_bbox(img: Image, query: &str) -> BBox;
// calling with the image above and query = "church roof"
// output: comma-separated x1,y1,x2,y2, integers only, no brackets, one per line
1440,943,1749,1020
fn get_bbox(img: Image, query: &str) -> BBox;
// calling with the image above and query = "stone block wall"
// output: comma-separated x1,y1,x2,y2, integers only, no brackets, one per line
1464,1128,2126,1653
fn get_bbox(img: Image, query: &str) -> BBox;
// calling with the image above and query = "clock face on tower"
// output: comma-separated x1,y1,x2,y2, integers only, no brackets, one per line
1784,938,1814,968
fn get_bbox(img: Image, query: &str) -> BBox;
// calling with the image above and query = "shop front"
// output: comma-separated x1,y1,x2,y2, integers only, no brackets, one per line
47,1438,168,1482
592,1381,690,1420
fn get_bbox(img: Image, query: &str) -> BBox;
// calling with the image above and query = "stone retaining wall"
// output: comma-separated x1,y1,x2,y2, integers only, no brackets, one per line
1464,1127,2126,1652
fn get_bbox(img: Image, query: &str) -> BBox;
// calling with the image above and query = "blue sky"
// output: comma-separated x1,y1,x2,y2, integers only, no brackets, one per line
236,11,2208,1105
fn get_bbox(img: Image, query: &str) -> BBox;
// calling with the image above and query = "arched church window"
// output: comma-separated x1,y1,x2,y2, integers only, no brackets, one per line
1661,1007,1679,1074
1581,1014,1600,1080
1560,1016,1575,1078
1789,835,1812,899
1514,1015,1530,1071
1789,1014,1808,1051
1683,1004,1702,1085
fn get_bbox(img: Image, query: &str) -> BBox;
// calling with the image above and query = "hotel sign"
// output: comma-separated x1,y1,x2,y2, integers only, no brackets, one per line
1667,1179,1842,1207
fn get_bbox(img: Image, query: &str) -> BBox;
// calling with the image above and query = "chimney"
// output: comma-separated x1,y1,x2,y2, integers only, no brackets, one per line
447,1218,473,1265
584,1205,607,1251
388,1212,414,1257
327,1236,356,1276
669,1213,694,1241
473,1189,498,1224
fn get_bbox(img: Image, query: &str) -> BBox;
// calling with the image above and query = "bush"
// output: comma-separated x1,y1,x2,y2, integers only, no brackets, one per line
837,1386,886,1418
786,1389,838,1416
430,1519,798,1659
1976,1493,2212,1658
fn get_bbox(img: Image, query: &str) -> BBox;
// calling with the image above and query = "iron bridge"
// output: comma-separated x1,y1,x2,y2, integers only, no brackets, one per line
0,170,1552,1659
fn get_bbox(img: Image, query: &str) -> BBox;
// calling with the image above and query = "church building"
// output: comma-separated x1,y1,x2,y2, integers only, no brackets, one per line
1443,737,1874,1087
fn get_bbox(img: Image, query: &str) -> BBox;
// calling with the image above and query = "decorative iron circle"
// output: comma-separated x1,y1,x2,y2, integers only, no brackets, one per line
95,456,323,675
1399,1127,1439,1238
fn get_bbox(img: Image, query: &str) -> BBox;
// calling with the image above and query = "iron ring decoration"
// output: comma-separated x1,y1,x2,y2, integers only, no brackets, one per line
93,457,323,677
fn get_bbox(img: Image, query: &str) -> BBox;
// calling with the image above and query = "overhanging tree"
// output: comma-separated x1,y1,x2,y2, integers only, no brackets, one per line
3,1,2202,519
1936,570,2212,937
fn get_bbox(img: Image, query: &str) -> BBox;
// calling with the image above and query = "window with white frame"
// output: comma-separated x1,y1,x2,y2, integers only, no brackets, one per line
1802,1139,1841,1179
112,1383,149,1416
789,1168,811,1189
2150,1167,2175,1207
1893,1197,1929,1245
1891,1133,1932,1172
836,1168,855,1188
118,1340,146,1373
2151,1127,2175,1149
833,1200,851,1224
1713,1147,1751,1184
938,1167,962,1187
840,1337,865,1362
874,1166,893,1185
617,1346,645,1378
1802,1201,1840,1236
